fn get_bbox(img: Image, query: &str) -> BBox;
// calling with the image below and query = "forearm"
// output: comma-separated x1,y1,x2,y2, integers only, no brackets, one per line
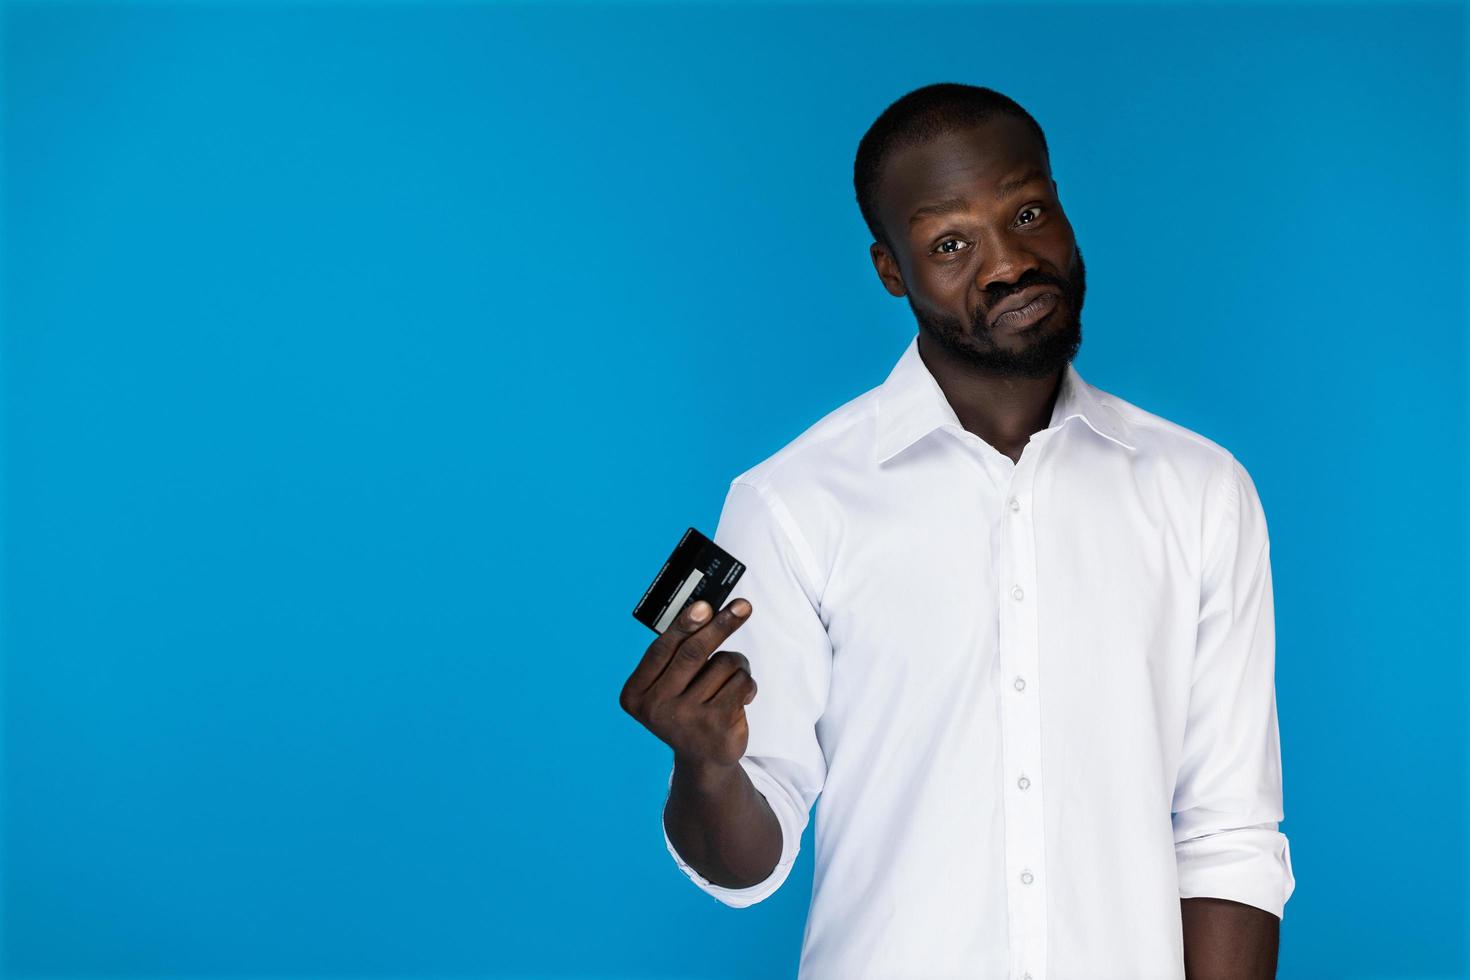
1181,896,1280,980
663,753,782,889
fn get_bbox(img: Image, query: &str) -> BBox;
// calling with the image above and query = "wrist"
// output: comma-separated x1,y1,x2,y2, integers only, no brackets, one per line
674,753,744,795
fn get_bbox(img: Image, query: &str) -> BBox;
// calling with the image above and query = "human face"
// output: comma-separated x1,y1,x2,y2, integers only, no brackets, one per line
868,116,1085,378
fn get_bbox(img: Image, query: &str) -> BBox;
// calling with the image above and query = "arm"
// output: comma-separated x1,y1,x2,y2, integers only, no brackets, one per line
1181,896,1279,980
661,479,833,907
1172,456,1296,974
663,752,782,889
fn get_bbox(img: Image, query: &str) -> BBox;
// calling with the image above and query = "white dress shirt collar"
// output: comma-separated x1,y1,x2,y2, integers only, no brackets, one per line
873,334,1139,465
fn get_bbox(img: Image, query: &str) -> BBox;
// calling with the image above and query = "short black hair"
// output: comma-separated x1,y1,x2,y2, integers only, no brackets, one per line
853,82,1050,252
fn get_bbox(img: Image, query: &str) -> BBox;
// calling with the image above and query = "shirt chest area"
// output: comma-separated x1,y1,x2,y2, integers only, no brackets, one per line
816,437,1202,720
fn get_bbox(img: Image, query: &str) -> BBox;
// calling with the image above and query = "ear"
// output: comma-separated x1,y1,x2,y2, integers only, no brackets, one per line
869,241,908,298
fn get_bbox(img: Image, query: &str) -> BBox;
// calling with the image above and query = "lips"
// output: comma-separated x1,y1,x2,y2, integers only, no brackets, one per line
988,285,1063,330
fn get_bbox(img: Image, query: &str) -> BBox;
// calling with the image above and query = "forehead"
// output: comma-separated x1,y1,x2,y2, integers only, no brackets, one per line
876,116,1049,234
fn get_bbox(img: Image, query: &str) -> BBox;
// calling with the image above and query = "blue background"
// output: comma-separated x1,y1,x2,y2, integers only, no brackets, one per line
2,1,1466,977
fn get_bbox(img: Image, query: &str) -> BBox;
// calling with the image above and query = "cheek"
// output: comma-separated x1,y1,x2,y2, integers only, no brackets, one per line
1051,223,1078,261
931,259,980,297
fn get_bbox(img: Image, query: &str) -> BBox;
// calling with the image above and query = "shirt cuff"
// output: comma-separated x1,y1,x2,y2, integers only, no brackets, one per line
662,756,803,908
1176,825,1296,920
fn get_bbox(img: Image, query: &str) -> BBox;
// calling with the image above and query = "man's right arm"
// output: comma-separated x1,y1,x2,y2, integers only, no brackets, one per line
625,479,833,908
663,754,782,889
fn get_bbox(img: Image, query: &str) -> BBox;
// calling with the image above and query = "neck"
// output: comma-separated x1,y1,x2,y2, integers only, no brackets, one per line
915,331,1064,461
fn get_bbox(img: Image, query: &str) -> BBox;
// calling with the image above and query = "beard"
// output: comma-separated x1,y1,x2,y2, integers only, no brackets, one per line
906,243,1087,379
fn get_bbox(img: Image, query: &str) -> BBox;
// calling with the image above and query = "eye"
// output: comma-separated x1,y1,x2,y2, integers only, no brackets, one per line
932,238,970,255
1016,205,1044,226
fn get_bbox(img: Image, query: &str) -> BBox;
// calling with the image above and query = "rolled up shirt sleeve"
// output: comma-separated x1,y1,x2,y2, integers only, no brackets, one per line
1171,454,1297,920
662,478,833,908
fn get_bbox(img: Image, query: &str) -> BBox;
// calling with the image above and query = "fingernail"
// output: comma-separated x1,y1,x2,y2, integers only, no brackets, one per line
732,599,751,617
688,601,710,622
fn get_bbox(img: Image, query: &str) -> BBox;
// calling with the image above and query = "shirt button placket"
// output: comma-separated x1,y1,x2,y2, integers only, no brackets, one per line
1000,455,1049,980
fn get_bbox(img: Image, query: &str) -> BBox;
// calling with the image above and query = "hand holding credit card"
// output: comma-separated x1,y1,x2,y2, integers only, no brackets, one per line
631,527,747,634
620,526,758,770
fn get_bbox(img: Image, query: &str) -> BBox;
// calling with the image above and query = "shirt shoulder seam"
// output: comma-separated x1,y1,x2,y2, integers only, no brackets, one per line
729,477,829,609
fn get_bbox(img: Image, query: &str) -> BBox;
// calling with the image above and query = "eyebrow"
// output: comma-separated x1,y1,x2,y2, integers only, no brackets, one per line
907,168,1050,227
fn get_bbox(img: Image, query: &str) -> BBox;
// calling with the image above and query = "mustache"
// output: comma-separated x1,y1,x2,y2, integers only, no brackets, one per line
973,274,1074,329
983,274,1071,310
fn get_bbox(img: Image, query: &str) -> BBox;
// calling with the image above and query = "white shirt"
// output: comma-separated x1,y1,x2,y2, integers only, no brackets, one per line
663,333,1295,980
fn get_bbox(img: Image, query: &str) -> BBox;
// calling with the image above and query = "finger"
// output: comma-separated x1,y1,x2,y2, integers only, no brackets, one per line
710,665,758,715
624,597,722,698
683,649,751,703
647,597,753,701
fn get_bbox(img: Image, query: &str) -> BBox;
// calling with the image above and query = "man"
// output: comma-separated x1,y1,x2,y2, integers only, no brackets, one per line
620,82,1295,980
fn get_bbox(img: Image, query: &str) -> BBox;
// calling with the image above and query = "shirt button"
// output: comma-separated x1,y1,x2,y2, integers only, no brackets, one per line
1010,585,1024,601
1009,496,1021,512
1018,775,1030,790
1014,676,1026,691
1021,870,1034,885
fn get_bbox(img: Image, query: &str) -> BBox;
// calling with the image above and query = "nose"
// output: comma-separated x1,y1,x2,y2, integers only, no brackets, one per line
973,226,1046,295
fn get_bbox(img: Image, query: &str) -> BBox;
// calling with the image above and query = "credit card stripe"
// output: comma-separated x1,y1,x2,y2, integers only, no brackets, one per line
654,567,706,633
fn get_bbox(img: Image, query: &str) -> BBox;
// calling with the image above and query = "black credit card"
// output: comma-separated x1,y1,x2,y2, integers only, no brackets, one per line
632,527,746,635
